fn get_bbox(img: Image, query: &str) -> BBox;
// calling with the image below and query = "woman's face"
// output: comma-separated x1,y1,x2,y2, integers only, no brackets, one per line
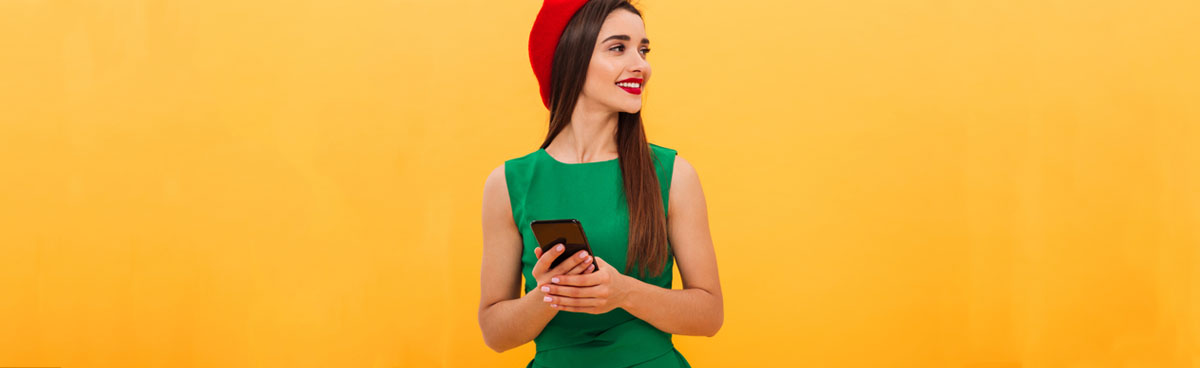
580,9,651,114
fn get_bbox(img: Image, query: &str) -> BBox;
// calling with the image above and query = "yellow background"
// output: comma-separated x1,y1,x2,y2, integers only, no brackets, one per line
1,0,1197,366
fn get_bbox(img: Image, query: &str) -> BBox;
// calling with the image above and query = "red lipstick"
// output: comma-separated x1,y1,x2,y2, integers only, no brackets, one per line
616,78,644,95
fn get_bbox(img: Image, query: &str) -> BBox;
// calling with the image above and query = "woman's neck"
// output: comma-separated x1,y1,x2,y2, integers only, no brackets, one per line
547,103,620,163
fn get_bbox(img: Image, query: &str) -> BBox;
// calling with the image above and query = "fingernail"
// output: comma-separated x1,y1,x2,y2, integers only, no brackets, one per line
551,304,558,308
579,251,588,258
556,244,564,251
543,296,552,302
541,286,549,292
551,277,559,283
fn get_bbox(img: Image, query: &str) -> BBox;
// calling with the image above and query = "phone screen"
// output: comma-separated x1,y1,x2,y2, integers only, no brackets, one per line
530,219,598,272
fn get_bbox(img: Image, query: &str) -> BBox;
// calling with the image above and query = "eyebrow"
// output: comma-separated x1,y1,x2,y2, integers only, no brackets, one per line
601,34,650,44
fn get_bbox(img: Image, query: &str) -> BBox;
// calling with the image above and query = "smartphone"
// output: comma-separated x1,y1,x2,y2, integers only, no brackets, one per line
530,219,598,273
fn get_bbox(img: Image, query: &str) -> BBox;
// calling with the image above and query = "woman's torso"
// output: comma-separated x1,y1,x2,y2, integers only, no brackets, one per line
504,143,690,368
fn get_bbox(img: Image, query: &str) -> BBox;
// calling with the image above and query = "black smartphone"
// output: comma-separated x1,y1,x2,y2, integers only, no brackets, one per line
530,219,598,273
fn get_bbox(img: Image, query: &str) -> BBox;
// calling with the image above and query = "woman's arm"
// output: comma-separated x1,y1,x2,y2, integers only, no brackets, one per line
478,164,556,352
622,156,723,336
478,164,596,352
541,156,724,337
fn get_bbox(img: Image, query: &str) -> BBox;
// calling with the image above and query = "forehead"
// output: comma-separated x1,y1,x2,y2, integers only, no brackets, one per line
597,9,646,39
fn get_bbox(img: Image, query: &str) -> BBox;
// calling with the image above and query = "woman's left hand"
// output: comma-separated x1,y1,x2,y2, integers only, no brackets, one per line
539,256,633,314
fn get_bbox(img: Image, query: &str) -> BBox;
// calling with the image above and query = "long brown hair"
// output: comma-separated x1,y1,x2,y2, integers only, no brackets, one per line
538,0,668,278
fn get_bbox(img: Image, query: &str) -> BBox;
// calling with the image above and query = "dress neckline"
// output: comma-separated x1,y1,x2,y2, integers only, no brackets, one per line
537,148,619,165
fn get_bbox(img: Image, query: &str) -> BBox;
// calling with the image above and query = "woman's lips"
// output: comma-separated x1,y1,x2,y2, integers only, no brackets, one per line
616,78,644,95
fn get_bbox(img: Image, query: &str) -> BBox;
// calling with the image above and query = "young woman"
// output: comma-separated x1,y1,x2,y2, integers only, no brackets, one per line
479,0,723,366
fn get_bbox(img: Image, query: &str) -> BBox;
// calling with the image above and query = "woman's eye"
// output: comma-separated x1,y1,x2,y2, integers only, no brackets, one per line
609,45,650,55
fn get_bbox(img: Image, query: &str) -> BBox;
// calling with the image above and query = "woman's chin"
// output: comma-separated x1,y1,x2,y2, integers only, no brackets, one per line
618,102,643,114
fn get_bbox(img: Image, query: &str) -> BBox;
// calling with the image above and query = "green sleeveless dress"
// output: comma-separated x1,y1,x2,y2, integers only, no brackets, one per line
504,143,692,368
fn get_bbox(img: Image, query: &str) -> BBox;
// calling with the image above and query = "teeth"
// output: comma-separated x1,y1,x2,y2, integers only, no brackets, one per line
616,82,641,88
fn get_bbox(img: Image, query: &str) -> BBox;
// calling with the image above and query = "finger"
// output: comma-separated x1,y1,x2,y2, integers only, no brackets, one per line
533,244,565,275
534,247,543,259
544,295,603,307
541,284,594,298
549,249,590,275
562,254,594,275
551,304,598,313
567,255,593,274
584,256,603,273
551,269,606,287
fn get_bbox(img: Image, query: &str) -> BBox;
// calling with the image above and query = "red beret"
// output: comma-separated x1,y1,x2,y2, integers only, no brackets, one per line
529,0,591,109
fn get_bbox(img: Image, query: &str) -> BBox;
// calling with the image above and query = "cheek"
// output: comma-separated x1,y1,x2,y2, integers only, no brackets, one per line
586,61,619,90
586,72,607,91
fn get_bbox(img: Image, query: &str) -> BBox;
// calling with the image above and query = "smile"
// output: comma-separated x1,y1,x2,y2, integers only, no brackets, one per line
616,78,643,95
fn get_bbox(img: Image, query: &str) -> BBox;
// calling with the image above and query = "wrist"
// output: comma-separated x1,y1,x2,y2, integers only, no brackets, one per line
526,288,558,314
617,273,643,311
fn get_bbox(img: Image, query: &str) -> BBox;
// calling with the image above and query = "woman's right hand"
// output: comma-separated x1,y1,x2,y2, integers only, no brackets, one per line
532,244,595,288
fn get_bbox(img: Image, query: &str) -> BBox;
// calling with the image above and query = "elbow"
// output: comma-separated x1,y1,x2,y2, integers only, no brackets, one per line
479,314,511,353
484,338,511,353
481,329,516,353
703,305,724,337
694,289,724,337
703,315,723,337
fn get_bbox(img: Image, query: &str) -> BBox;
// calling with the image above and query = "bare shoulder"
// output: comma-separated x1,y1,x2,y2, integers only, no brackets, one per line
669,155,705,211
673,155,698,181
484,163,507,192
671,155,701,192
482,163,512,219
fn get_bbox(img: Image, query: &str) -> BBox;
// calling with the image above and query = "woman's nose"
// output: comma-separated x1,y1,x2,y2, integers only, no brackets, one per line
628,55,648,72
